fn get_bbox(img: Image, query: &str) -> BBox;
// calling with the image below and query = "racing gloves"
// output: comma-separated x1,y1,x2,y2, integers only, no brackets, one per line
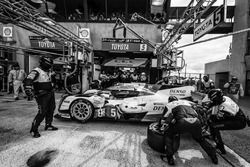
24,86,34,101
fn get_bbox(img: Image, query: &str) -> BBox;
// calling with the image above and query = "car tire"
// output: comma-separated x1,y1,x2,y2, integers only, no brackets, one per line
147,122,180,153
70,99,94,123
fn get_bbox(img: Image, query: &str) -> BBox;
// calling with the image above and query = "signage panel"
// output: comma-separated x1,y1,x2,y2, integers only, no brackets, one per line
102,38,148,52
29,36,65,50
104,58,147,67
78,28,90,39
3,27,13,38
193,6,224,41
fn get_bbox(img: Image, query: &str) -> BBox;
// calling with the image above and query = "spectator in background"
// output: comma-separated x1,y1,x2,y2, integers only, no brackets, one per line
153,13,161,22
8,63,26,100
224,76,244,103
111,72,119,85
54,72,62,91
98,13,105,21
90,12,98,21
130,72,139,82
139,72,147,83
111,13,117,21
130,13,137,21
156,77,169,85
61,72,66,90
120,71,130,83
99,71,109,89
150,13,155,21
7,64,14,94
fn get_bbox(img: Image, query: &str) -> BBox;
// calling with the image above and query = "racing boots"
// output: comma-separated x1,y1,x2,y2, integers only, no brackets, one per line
209,152,218,164
44,124,58,131
166,155,175,166
30,123,41,138
216,143,226,154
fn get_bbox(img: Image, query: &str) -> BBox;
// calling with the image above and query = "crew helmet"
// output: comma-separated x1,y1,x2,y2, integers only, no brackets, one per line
168,96,178,102
39,56,53,70
208,89,224,104
203,75,209,82
12,62,20,68
231,76,238,81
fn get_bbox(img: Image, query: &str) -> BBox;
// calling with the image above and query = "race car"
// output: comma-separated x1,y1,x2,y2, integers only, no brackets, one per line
56,83,195,123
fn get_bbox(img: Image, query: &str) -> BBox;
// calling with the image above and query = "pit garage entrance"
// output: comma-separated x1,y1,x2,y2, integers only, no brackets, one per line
94,50,161,85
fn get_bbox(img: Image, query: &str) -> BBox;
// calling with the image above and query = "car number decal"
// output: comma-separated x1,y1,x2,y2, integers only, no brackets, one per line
153,106,165,111
96,107,118,118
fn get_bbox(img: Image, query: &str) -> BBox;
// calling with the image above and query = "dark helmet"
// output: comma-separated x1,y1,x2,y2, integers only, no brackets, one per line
163,77,169,83
39,56,53,71
168,96,178,102
231,76,238,81
203,75,209,82
208,89,224,105
12,62,20,68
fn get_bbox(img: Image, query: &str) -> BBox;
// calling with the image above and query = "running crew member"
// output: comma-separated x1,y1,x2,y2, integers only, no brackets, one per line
206,89,249,154
161,96,218,166
23,56,58,138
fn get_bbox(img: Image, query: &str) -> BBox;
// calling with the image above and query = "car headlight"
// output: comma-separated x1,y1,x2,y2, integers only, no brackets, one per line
137,103,146,107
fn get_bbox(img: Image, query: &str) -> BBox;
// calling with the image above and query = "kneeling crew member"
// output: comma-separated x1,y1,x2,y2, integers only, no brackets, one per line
23,57,58,138
162,96,218,166
206,89,249,154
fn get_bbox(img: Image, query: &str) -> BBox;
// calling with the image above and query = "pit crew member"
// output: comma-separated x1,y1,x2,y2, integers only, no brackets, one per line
23,56,58,138
206,89,250,154
201,75,215,93
223,76,244,103
160,96,218,166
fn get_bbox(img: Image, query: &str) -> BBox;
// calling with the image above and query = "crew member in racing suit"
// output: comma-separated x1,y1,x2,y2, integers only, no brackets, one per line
201,75,215,93
206,89,250,154
161,96,218,166
23,57,58,138
223,76,244,103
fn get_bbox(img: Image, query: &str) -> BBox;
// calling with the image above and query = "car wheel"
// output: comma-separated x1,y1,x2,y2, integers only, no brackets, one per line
70,99,94,123
147,122,180,153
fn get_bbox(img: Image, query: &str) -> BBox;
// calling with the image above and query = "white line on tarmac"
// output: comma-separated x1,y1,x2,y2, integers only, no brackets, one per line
224,145,250,167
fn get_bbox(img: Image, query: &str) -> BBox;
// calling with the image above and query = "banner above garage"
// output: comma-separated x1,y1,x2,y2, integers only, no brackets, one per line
29,36,65,50
104,58,148,67
102,38,150,52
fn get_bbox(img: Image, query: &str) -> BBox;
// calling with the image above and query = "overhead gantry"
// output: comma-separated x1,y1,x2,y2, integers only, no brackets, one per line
0,0,93,94
113,0,219,71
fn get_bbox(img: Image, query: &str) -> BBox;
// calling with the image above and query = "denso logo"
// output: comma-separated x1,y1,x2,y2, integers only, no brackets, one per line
170,89,186,94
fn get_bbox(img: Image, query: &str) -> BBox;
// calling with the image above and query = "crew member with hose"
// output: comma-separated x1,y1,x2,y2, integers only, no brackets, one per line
23,56,58,138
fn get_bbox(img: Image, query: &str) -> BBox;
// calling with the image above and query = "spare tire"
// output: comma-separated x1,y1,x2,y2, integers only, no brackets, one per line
147,122,180,153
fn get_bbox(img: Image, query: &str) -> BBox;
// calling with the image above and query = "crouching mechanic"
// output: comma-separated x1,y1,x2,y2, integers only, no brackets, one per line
206,89,250,154
23,57,58,138
161,96,218,166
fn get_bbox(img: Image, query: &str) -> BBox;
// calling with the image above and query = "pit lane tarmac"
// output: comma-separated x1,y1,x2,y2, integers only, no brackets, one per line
0,120,249,167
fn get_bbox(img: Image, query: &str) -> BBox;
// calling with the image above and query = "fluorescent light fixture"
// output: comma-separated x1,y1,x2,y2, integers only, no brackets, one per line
31,0,44,4
152,0,165,6
38,17,56,26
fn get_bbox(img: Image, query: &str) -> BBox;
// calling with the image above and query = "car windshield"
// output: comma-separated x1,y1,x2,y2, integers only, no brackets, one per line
106,83,156,95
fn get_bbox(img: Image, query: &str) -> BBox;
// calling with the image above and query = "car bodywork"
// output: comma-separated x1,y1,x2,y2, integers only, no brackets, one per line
56,83,195,122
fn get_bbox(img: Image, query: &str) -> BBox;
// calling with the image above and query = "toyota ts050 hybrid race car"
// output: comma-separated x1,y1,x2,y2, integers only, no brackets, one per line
56,83,195,123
